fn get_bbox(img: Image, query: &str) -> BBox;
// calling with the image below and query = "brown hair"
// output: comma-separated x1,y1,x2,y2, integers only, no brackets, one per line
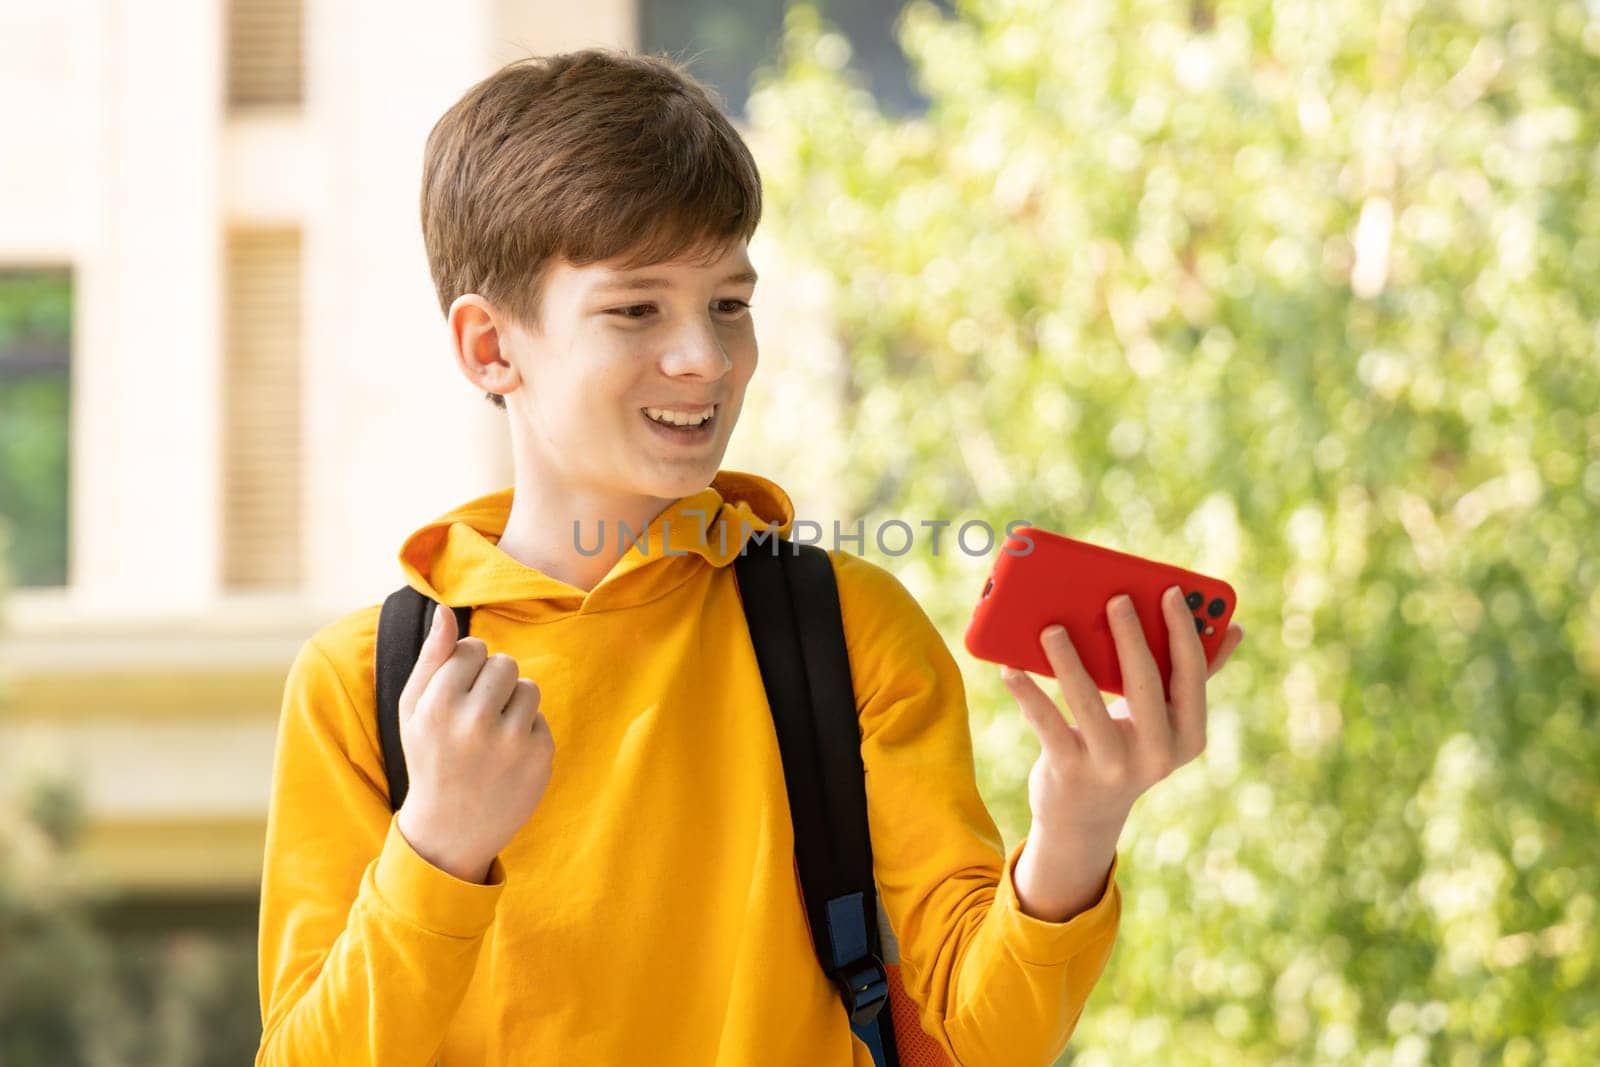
420,48,764,409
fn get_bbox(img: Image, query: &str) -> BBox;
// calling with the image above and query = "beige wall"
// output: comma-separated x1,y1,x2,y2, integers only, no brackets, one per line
0,0,845,893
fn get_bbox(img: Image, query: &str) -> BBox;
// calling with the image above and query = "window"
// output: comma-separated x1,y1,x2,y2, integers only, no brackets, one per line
221,230,302,590
226,0,303,108
0,267,71,589
639,0,950,119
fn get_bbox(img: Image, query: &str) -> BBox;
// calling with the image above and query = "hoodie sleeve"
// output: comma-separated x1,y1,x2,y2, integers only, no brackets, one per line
256,632,506,1067
831,551,1122,1067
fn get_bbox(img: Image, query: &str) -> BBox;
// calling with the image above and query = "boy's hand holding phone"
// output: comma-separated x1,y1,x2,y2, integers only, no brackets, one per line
394,605,557,884
965,528,1246,922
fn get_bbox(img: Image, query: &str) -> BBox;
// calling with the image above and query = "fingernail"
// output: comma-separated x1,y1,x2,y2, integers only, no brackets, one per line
1043,624,1065,639
1165,585,1180,605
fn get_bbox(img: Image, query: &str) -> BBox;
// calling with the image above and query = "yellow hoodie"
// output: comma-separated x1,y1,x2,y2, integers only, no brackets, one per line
255,469,1121,1067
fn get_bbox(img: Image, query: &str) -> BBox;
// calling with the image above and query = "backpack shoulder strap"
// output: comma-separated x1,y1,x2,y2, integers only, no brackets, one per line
733,540,901,1067
375,586,473,813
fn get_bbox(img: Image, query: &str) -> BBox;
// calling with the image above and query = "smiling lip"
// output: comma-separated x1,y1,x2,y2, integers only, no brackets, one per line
640,402,718,423
641,402,718,413
640,403,718,438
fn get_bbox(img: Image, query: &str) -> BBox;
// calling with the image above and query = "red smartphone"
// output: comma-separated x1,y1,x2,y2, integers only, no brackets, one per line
963,526,1238,700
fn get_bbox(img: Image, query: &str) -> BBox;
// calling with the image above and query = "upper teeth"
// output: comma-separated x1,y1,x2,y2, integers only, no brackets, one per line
645,405,714,426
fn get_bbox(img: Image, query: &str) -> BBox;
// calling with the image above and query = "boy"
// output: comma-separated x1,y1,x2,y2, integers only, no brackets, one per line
254,48,1243,1067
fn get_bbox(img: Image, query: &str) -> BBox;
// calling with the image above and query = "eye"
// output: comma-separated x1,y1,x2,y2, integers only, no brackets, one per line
608,300,752,321
607,304,656,320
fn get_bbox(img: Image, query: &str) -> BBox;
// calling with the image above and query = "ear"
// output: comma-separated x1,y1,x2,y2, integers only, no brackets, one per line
447,294,522,400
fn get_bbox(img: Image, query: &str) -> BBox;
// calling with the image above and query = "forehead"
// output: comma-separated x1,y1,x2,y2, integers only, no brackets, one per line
561,241,756,291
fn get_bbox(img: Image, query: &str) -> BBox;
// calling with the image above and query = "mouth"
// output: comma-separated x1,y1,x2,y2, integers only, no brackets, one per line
640,402,719,444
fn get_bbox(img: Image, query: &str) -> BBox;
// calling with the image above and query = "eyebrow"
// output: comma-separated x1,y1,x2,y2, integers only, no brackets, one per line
592,268,759,293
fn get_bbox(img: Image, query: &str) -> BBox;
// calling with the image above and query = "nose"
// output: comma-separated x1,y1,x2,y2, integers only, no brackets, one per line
660,318,733,380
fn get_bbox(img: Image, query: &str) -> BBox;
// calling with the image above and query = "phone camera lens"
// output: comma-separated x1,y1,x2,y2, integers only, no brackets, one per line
1193,616,1204,635
1185,591,1203,611
1207,597,1226,618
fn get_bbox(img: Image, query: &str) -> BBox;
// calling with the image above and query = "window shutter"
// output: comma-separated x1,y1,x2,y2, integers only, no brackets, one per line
221,228,302,590
226,0,303,108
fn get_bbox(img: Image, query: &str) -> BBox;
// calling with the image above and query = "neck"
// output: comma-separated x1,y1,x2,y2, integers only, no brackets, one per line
495,468,679,593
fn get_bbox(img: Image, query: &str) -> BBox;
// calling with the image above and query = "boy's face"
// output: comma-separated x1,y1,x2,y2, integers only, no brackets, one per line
454,238,760,508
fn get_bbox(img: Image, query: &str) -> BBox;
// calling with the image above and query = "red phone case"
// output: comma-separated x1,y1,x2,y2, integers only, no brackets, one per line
963,526,1237,700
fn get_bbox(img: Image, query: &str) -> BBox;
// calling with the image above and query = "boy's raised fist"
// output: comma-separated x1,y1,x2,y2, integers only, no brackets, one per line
394,603,556,884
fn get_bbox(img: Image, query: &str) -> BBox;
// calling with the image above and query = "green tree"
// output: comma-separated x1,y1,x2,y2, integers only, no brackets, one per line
0,767,118,1066
749,0,1599,1062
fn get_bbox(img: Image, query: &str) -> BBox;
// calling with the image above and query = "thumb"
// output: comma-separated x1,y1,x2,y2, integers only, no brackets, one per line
423,601,458,663
400,602,458,719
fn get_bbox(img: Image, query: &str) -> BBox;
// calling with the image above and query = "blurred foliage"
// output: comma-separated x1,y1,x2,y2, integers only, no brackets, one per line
0,541,258,1067
0,774,103,1065
0,770,260,1067
751,0,1599,1063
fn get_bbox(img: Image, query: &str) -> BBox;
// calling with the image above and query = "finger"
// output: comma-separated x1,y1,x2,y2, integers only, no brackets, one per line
1162,585,1207,758
1038,625,1121,756
1000,666,1083,760
1105,594,1171,747
468,652,522,712
423,636,490,716
400,602,460,722
499,677,543,734
1206,623,1246,680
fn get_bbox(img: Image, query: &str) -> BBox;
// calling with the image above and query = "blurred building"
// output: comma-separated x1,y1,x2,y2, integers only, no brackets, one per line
0,0,916,923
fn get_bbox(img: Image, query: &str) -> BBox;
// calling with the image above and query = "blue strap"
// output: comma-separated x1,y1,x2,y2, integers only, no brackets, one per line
853,1014,890,1066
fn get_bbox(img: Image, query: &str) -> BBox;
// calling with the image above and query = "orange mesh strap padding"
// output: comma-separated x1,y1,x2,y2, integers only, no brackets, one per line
885,963,953,1067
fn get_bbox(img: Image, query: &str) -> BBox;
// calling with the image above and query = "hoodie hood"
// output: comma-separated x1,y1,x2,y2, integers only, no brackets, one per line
397,469,795,621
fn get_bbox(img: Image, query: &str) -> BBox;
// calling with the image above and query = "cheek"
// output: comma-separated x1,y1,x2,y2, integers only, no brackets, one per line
564,345,640,407
731,334,759,380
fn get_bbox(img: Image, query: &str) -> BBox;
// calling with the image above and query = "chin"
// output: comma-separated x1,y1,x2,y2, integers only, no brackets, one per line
651,467,718,498
659,455,727,491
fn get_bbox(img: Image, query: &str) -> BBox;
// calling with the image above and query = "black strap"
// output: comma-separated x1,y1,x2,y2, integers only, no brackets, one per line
733,541,900,1066
375,589,472,813
372,542,900,1064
